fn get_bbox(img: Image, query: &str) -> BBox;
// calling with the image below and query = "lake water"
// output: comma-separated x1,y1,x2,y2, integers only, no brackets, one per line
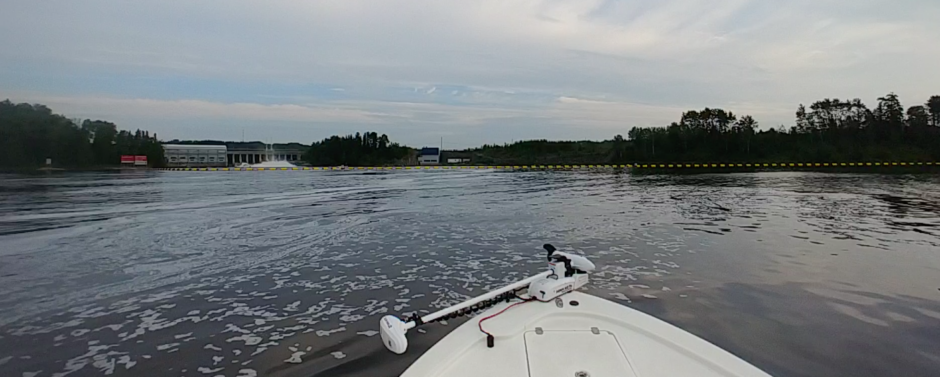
0,170,939,377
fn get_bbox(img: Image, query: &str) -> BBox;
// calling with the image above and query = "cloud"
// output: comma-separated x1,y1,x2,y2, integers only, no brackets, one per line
1,0,939,145
13,95,381,124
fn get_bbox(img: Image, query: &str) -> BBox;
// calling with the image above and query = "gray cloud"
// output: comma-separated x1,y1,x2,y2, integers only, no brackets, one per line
1,0,938,147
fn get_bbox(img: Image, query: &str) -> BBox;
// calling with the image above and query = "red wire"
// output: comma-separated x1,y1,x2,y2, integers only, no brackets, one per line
478,299,533,337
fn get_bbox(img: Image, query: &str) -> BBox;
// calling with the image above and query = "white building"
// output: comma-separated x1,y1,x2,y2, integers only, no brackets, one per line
419,147,440,165
163,144,228,167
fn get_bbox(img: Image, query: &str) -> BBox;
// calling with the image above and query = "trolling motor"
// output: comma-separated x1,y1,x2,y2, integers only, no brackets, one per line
379,244,595,354
529,243,595,301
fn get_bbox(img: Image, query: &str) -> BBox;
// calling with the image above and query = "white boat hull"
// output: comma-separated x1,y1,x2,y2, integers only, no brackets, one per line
401,292,771,377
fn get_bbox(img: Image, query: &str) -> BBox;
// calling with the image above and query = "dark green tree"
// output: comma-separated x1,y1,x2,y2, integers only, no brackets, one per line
926,96,940,127
0,100,164,168
303,132,410,166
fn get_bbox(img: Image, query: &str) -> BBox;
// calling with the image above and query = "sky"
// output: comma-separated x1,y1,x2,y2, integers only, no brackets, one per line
2,0,938,148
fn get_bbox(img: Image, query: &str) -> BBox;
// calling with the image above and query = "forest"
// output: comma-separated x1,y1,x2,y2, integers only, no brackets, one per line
462,93,940,165
0,100,164,169
3,92,939,169
303,132,412,166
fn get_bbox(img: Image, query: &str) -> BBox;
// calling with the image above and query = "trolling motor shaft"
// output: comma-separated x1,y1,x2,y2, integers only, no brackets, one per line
380,244,595,354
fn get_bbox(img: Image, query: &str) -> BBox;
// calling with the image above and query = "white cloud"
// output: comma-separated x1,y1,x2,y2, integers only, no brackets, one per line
16,95,380,124
1,0,939,143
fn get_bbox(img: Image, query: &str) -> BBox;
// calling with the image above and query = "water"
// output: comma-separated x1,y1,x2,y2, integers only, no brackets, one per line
1,170,939,377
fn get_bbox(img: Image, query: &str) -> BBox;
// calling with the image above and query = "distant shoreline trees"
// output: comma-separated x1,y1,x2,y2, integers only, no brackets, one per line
0,100,164,169
3,93,938,169
303,132,411,166
463,93,940,165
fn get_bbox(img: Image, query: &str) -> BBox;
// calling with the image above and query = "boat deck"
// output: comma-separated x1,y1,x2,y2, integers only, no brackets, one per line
401,292,772,377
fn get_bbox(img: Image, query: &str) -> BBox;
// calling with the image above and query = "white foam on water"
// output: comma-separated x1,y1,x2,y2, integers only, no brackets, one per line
174,332,193,339
98,323,124,332
54,344,118,377
609,292,630,301
0,356,12,365
224,323,251,334
115,305,140,314
118,355,136,370
236,369,257,377
340,314,364,322
156,343,179,351
140,291,179,304
250,347,268,356
212,356,224,365
268,332,295,341
254,325,275,333
315,326,346,337
284,301,301,312
232,349,242,356
284,351,305,364
197,366,223,374
204,344,222,351
331,351,346,359
226,334,262,346
356,330,379,337
641,294,658,299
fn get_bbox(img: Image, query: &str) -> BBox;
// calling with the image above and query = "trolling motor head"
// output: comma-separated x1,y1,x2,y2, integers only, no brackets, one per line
543,243,557,259
543,243,596,276
380,315,410,354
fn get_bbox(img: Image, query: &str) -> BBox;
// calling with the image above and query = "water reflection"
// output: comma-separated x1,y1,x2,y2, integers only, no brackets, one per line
641,282,940,377
0,171,937,377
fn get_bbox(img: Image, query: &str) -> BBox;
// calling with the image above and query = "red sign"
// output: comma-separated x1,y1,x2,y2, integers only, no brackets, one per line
134,155,148,166
120,155,135,164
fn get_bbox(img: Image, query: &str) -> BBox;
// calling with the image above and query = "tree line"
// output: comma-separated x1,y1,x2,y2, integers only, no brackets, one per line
0,100,165,169
458,140,616,165
303,132,411,166
458,93,940,165
622,93,940,163
5,93,938,169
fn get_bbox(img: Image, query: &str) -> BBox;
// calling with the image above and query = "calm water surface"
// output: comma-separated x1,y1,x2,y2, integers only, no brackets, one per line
0,170,939,377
